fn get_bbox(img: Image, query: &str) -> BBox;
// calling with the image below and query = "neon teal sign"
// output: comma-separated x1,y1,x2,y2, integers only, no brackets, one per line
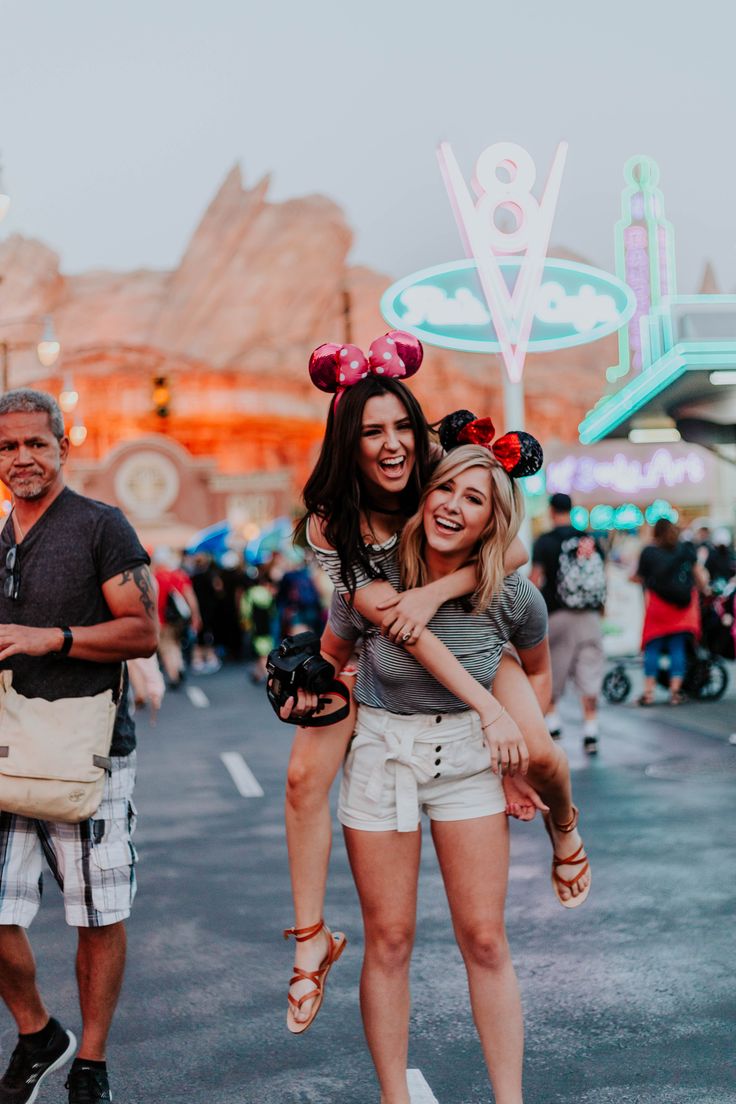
578,153,736,444
381,258,636,355
609,155,677,384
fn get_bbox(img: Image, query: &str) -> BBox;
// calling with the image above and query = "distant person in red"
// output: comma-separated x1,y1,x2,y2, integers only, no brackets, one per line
631,520,709,705
151,548,201,687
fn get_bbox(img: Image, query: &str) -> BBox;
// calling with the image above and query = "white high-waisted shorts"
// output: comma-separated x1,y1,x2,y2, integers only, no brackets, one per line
338,705,506,833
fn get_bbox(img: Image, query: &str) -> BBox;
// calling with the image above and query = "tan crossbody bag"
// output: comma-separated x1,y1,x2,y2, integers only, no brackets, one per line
0,669,120,823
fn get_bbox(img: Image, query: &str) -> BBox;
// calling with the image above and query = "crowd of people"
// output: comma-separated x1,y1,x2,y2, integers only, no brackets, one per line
145,546,328,698
142,493,736,750
530,498,736,731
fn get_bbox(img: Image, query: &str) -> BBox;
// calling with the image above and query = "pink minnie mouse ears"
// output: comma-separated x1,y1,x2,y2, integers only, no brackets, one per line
308,331,423,399
439,409,544,480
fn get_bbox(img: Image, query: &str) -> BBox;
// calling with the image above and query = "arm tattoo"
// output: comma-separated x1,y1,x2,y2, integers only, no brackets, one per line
119,566,156,619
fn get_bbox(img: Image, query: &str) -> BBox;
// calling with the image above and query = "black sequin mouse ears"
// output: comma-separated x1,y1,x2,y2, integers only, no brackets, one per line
438,410,544,479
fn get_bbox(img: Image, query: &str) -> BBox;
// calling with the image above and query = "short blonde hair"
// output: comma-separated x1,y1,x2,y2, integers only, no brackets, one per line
400,445,523,611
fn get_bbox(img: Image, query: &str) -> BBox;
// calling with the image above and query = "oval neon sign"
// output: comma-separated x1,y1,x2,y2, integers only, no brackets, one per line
381,258,636,355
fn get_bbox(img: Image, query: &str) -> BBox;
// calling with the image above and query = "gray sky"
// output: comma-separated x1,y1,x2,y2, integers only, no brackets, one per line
2,0,735,291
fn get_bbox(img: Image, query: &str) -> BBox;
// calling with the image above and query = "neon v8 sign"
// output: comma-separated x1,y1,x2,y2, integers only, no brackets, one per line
381,258,635,356
381,141,635,377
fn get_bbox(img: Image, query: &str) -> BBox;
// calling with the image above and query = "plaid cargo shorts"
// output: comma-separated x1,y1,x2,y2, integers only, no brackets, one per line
0,752,138,928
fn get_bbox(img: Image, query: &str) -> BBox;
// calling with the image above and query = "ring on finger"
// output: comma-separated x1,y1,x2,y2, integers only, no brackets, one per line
401,630,412,642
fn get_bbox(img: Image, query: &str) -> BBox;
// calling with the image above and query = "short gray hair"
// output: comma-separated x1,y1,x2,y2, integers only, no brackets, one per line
0,389,65,440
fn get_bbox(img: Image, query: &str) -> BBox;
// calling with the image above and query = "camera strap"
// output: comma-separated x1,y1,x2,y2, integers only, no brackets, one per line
267,679,352,727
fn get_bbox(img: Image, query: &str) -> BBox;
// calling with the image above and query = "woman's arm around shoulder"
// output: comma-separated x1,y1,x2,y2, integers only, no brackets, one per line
376,538,528,642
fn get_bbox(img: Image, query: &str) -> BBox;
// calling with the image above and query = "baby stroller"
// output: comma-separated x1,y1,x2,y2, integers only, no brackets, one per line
702,579,736,662
602,634,729,704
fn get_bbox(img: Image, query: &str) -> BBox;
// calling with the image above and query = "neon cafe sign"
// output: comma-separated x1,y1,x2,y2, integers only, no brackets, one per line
381,141,637,376
546,447,706,498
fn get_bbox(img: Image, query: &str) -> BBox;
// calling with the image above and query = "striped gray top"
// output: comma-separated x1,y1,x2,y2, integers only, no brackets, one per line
328,549,548,715
307,525,398,593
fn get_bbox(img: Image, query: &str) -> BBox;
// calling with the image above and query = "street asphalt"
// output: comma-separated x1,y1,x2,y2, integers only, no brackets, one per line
0,662,734,1104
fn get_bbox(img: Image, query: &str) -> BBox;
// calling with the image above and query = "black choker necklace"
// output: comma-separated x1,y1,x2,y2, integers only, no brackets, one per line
364,500,404,516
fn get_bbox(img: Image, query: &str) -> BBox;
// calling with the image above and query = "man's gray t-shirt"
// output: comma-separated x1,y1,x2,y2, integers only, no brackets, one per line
0,487,150,755
329,552,548,715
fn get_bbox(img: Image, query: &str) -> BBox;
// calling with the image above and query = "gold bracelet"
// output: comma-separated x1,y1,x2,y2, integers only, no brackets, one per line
481,707,506,731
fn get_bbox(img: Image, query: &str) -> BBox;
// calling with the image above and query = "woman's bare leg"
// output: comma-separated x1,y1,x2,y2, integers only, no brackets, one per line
284,688,356,1022
158,626,183,683
494,655,590,902
344,827,421,1104
431,814,523,1104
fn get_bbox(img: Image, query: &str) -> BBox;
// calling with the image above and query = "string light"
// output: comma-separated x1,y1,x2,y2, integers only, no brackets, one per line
69,414,87,447
36,317,61,368
59,373,79,413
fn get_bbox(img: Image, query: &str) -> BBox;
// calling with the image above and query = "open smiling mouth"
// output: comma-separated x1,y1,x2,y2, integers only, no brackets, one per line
434,516,463,533
379,456,406,475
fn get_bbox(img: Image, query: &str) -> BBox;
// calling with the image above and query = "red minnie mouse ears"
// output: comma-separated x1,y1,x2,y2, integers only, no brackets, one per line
438,409,544,479
308,331,423,395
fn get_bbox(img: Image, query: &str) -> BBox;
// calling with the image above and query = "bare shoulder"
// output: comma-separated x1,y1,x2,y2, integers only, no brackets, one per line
306,514,335,552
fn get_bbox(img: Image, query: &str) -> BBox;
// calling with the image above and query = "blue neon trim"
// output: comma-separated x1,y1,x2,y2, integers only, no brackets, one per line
578,346,736,443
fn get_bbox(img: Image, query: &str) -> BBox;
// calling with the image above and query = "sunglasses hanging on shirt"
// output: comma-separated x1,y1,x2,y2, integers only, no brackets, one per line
3,544,20,601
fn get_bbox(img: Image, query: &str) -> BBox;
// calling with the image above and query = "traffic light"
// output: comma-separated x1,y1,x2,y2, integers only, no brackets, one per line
152,376,170,417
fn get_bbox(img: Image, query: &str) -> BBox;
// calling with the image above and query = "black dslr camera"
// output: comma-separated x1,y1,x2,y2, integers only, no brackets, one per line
267,631,334,706
266,631,350,727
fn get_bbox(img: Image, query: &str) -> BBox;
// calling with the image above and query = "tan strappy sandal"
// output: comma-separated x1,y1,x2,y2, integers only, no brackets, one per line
543,805,591,910
284,918,347,1035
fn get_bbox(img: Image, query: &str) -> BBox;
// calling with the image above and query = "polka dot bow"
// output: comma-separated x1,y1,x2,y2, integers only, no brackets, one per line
308,331,423,400
438,409,544,479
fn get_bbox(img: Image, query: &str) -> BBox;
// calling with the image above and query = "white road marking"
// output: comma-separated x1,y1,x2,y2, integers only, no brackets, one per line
407,1069,440,1103
221,752,264,798
185,686,210,708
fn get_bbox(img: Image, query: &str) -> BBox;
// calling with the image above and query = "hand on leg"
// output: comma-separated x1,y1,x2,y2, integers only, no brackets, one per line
494,656,590,905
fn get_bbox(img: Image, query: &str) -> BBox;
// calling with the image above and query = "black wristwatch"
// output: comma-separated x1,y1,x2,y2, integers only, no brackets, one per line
54,627,74,657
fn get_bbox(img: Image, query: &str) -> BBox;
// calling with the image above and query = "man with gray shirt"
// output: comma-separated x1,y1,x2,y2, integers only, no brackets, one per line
0,390,157,1104
530,493,606,754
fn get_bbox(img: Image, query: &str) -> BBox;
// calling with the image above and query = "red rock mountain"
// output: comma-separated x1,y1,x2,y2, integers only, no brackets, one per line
0,166,615,537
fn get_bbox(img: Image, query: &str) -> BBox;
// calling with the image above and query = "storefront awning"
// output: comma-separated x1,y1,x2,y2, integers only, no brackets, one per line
579,346,736,443
579,297,736,449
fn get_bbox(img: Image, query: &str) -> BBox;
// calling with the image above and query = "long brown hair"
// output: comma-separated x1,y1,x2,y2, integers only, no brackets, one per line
294,376,432,597
399,445,523,610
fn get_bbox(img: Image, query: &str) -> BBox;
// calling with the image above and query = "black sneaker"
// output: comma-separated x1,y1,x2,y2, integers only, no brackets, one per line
583,736,599,755
65,1066,111,1103
0,1019,76,1104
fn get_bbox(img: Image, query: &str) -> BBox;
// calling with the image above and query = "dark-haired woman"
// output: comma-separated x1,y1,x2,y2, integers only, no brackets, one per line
631,519,708,705
283,339,589,1033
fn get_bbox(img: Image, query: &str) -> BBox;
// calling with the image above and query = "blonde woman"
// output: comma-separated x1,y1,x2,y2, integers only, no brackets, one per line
308,443,554,1104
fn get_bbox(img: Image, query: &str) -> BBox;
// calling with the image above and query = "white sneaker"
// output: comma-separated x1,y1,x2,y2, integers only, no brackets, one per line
546,711,562,739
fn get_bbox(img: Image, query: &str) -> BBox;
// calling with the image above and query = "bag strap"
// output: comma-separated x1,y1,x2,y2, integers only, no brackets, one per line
114,664,125,703
267,678,352,728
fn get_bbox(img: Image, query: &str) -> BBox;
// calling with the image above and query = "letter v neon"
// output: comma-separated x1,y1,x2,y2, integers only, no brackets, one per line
437,141,567,383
